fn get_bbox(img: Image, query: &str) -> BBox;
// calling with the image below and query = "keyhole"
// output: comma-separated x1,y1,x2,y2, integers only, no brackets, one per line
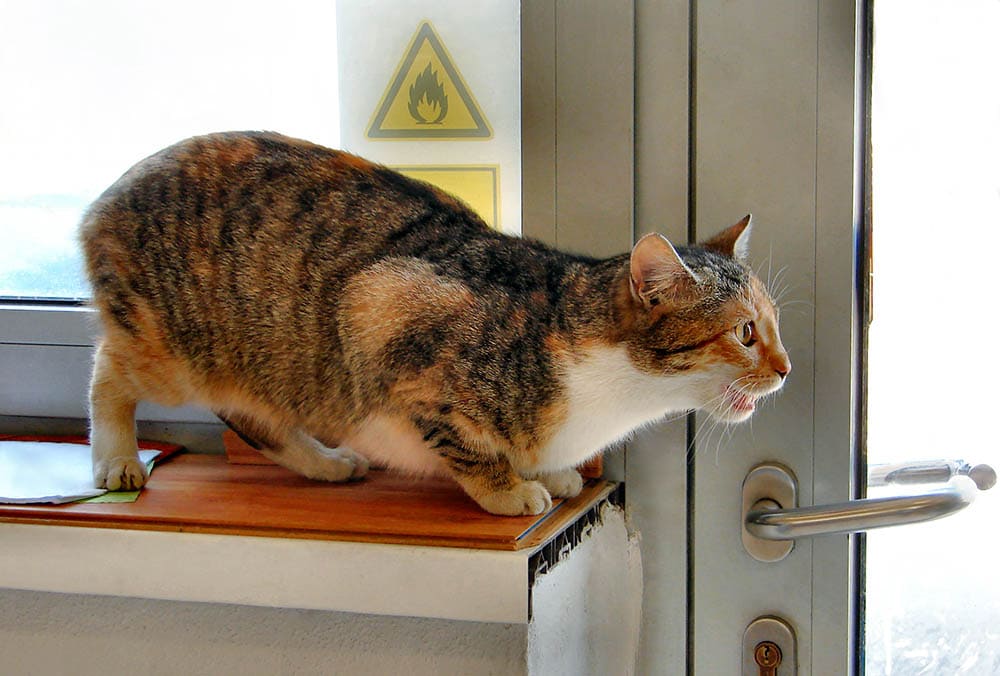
754,640,782,675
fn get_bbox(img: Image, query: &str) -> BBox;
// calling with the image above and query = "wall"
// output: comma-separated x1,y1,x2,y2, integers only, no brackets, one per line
0,506,639,675
529,505,643,675
0,590,527,675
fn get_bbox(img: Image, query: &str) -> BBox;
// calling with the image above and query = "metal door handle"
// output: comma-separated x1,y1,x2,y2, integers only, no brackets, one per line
747,481,977,540
868,459,996,491
741,461,996,562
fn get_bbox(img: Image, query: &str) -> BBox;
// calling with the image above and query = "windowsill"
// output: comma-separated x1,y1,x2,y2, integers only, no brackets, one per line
0,453,620,623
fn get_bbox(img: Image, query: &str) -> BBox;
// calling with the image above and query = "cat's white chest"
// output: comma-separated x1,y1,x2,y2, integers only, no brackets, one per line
537,344,701,471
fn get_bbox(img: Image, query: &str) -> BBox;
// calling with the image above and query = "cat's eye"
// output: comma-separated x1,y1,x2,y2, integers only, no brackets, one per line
736,321,757,347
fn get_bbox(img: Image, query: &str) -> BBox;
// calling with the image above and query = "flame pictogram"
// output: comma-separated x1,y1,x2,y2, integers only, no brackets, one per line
407,63,448,124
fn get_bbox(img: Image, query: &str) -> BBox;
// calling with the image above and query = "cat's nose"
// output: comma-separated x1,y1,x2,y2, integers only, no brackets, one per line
773,355,791,380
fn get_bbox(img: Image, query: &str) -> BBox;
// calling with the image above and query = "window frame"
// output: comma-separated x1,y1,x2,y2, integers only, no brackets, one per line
0,304,218,425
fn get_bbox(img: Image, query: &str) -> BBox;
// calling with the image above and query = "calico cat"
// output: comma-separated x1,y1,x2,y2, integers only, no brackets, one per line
80,131,790,516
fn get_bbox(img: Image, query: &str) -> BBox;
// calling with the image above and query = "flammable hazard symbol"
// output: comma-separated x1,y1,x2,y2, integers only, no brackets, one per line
367,21,492,140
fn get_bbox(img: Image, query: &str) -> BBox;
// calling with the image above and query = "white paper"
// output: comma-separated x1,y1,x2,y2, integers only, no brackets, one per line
0,441,160,504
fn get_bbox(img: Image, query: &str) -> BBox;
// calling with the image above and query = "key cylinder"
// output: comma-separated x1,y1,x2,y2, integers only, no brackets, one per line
743,616,796,675
754,641,782,675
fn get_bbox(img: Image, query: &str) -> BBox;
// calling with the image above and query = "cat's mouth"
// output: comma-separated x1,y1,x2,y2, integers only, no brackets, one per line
721,386,757,421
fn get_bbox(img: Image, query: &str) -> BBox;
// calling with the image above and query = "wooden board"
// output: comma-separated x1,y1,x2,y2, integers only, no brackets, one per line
0,453,614,551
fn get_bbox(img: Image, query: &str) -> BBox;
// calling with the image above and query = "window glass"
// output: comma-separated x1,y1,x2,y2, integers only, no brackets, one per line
1,1,520,303
866,1,1000,673
1,0,341,300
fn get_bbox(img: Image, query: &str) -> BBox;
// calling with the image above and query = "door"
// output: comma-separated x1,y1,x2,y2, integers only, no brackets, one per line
629,2,999,674
629,1,862,673
690,2,860,673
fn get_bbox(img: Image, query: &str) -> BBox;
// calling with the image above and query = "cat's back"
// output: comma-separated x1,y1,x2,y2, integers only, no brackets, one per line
80,131,494,328
81,131,481,248
80,132,508,394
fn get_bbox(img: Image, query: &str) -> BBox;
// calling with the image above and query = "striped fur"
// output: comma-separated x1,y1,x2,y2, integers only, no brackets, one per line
81,132,790,515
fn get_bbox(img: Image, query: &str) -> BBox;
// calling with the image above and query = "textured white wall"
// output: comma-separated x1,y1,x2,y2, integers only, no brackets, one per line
529,506,643,675
0,589,527,675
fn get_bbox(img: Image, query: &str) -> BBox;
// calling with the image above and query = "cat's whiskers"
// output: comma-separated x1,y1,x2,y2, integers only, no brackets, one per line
767,264,790,299
688,417,722,463
688,383,744,461
687,405,723,462
769,270,805,314
714,421,737,467
777,298,814,320
757,248,775,289
771,284,793,309
695,372,777,464
756,392,781,415
726,373,759,396
770,276,808,315
691,414,731,464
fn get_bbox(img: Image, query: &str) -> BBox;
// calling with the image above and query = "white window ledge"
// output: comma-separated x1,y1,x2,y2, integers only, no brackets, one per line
0,483,620,624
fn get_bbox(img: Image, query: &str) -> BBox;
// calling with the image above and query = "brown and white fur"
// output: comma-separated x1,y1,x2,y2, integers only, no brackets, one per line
81,132,790,515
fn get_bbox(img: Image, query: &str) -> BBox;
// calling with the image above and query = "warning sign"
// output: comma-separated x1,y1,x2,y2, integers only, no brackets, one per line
367,21,492,140
394,165,499,227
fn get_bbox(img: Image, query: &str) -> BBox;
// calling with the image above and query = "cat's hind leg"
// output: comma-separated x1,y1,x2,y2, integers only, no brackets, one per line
422,430,552,515
446,452,553,516
89,340,146,490
219,413,369,482
413,419,552,515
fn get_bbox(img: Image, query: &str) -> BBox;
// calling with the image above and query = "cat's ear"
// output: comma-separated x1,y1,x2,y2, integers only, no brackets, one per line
701,214,752,263
629,233,700,309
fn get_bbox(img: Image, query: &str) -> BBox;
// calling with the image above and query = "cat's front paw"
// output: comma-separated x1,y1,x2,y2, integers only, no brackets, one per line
94,456,148,491
477,481,553,516
535,468,583,499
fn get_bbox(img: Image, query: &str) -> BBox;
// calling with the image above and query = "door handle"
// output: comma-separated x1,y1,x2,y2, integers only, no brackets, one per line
867,459,996,491
741,461,996,562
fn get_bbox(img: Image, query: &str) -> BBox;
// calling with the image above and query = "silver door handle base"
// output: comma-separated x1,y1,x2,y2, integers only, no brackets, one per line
741,462,995,562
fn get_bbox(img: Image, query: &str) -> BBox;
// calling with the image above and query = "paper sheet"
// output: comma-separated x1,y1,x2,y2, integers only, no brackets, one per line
0,441,160,504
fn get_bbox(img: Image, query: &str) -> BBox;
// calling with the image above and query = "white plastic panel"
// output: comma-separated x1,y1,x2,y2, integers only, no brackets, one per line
0,523,530,624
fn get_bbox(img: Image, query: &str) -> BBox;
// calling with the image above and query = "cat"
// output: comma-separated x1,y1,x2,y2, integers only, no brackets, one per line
80,131,790,516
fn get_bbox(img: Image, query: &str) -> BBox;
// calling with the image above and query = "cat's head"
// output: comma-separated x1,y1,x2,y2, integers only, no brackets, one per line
622,215,790,422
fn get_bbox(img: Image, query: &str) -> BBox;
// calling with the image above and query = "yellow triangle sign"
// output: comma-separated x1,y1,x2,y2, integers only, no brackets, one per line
367,21,492,140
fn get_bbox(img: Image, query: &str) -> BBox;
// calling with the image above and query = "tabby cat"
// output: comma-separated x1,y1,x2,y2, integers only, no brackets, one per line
81,131,790,516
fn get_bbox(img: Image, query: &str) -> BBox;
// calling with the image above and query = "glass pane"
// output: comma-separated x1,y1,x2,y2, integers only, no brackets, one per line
1,1,519,302
866,2,1000,673
0,0,341,301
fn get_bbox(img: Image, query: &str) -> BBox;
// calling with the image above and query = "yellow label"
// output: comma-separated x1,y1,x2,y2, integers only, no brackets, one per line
394,165,499,228
368,21,492,140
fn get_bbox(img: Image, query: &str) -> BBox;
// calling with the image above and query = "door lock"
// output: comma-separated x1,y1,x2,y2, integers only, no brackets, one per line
743,616,796,675
753,641,782,676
